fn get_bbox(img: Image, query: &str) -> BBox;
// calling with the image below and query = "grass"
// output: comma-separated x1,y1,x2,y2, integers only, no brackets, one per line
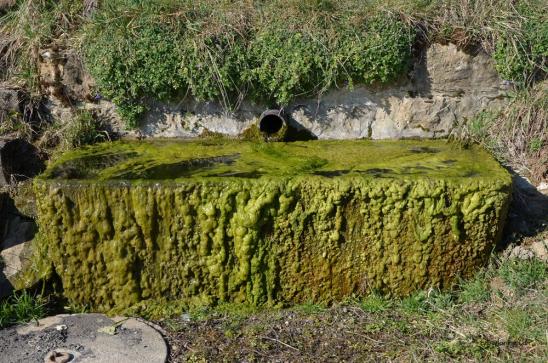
37,109,112,152
453,82,547,184
159,257,548,362
498,257,547,294
0,290,47,329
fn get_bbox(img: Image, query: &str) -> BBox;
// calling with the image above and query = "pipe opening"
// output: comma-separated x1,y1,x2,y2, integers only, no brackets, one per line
259,111,285,135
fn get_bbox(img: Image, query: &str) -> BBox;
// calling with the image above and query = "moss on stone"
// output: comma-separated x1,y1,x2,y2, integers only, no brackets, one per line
239,123,292,142
239,124,263,141
34,140,511,314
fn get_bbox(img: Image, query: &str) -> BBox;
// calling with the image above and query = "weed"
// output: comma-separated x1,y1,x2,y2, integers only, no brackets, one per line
426,289,455,311
62,110,109,148
493,1,547,86
497,258,547,295
359,293,392,313
400,291,428,313
496,308,545,343
292,302,326,315
0,290,47,328
189,302,259,322
434,338,498,360
529,137,543,153
63,302,89,315
0,112,34,140
38,110,111,152
458,270,491,304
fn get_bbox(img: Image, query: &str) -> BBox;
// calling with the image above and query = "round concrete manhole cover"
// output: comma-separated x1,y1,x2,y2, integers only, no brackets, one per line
0,313,167,363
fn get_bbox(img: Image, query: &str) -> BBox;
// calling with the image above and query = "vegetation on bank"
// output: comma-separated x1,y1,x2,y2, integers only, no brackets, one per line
82,1,414,126
1,0,546,127
453,81,547,184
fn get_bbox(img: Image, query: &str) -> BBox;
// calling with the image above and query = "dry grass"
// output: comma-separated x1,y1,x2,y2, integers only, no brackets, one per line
453,81,547,185
0,0,83,88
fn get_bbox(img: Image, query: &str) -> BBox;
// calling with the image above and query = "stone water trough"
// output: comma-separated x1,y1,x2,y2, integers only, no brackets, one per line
34,139,511,312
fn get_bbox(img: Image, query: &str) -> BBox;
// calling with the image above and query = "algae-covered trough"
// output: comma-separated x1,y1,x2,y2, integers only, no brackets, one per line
35,139,511,313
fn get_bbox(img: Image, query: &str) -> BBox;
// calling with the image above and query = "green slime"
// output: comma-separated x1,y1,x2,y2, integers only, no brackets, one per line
35,139,511,312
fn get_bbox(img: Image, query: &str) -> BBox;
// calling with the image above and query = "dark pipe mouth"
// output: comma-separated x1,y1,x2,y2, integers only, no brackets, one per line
259,110,285,135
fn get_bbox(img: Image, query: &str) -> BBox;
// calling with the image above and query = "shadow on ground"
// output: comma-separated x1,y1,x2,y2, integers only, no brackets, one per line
497,171,548,251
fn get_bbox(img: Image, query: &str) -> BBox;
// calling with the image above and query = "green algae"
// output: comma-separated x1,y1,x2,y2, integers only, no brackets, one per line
34,139,512,314
40,139,509,182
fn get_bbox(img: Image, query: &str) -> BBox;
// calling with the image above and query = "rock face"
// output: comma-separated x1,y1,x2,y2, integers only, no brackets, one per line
39,48,96,104
34,139,511,312
0,192,37,297
136,43,511,139
0,88,20,113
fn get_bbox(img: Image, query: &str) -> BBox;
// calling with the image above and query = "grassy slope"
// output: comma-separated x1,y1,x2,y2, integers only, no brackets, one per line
1,1,546,122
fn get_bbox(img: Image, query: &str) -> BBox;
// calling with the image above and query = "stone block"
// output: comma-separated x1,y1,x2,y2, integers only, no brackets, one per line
34,139,512,312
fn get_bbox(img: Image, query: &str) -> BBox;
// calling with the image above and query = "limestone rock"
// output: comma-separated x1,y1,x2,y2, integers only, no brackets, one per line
0,88,22,125
0,192,37,296
530,240,548,262
0,88,21,113
61,52,96,102
414,43,505,98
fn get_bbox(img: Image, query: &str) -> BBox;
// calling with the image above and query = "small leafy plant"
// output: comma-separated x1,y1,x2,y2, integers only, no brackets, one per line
82,1,415,127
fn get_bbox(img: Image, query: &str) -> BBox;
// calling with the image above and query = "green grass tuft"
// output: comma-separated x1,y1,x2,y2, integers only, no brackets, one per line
0,290,47,329
359,293,392,313
497,258,547,295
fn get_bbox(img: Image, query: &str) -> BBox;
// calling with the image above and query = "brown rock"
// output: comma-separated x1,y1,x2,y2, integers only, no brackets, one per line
0,88,21,113
413,43,509,98
39,48,95,103
62,52,95,102
530,240,548,262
